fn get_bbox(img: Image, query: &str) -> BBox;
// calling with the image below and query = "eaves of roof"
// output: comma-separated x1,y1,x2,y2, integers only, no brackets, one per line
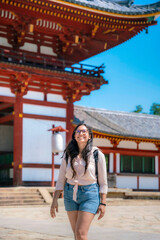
92,128,160,142
59,0,160,17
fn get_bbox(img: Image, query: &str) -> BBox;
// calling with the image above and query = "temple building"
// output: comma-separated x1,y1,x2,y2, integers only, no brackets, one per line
74,105,160,190
0,0,160,189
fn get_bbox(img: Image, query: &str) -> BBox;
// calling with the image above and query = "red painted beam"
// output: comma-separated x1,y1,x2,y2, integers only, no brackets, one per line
99,147,160,157
27,87,63,95
0,77,10,82
0,103,13,111
0,96,15,103
23,98,67,108
22,163,60,169
0,114,14,124
23,113,66,122
0,83,10,88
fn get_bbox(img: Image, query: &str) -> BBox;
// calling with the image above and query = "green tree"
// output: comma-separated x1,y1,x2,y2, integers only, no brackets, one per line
150,103,160,115
133,105,143,113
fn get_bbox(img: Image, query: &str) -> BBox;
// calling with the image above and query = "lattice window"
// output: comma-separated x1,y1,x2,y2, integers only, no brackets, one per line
120,155,155,174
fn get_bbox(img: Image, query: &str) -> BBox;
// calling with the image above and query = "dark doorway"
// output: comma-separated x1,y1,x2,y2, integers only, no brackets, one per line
0,101,14,186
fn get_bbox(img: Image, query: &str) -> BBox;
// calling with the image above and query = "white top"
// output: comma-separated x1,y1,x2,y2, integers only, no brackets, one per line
56,147,108,200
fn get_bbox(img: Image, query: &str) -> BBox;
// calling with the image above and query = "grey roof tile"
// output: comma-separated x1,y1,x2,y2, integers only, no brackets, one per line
74,105,160,139
61,0,160,15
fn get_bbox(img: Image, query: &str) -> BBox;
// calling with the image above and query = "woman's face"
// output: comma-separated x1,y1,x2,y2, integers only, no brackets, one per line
74,125,90,145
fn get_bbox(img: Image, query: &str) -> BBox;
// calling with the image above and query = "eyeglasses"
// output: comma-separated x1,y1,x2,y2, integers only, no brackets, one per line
75,129,88,135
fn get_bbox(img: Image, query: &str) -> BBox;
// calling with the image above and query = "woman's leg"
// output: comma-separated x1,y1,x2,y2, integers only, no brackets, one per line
67,211,78,239
75,211,95,240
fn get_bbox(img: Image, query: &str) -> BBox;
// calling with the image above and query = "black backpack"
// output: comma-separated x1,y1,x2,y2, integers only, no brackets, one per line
65,149,99,183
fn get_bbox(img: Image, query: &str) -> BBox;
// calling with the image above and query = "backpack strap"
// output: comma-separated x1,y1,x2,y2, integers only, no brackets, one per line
93,149,99,184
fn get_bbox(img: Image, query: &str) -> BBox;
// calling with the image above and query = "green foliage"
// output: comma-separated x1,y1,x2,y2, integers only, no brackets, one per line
132,103,160,115
133,105,143,113
150,103,160,115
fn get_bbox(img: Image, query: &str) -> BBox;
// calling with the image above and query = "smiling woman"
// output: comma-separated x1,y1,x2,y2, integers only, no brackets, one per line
50,123,108,240
74,125,91,152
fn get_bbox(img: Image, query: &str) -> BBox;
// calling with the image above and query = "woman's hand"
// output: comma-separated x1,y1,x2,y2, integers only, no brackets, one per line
50,190,62,218
50,200,58,218
97,204,106,220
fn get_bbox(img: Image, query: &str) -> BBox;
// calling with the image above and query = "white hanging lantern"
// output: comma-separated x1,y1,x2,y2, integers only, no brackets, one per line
52,132,64,153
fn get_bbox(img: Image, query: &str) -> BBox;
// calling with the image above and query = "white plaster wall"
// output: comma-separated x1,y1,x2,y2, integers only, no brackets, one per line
22,168,51,181
20,43,37,52
23,104,66,117
54,152,64,165
0,37,12,47
109,153,113,173
0,87,15,97
116,176,137,189
155,156,159,175
54,169,60,182
40,46,57,56
0,125,13,151
139,142,158,151
93,138,113,147
23,91,44,101
118,141,137,149
139,177,159,190
116,153,120,173
47,94,66,103
22,118,66,165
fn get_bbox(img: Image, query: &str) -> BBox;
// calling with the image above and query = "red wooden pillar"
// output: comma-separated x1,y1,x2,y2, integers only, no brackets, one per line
158,155,160,191
51,124,55,187
66,98,74,144
51,153,55,187
13,94,23,186
10,72,30,186
113,152,117,173
137,176,139,190
111,140,119,174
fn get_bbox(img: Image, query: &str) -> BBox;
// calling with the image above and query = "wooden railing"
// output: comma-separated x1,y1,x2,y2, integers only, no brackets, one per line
0,48,104,78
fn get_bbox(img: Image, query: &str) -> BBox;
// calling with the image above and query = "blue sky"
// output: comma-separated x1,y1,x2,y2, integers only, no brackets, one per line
75,0,160,114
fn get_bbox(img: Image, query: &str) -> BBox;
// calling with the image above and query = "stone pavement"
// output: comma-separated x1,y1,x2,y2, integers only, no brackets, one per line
0,199,160,240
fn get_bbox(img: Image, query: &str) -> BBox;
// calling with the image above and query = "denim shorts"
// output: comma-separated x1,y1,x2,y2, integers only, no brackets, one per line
64,183,100,214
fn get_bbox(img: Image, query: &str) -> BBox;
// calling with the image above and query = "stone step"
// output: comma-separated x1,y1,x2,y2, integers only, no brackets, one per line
107,188,132,198
0,200,46,206
0,196,43,200
0,188,38,192
0,192,41,196
0,199,45,204
0,187,47,206
125,191,160,200
0,194,42,199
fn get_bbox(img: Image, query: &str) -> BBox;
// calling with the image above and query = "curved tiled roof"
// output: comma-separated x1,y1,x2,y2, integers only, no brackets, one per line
74,105,160,140
61,0,160,16
111,0,133,6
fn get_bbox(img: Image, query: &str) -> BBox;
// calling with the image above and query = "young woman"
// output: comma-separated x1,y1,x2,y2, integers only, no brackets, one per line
50,123,108,240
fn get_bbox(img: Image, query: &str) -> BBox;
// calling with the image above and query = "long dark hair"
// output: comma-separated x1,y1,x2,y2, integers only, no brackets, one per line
64,123,93,178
